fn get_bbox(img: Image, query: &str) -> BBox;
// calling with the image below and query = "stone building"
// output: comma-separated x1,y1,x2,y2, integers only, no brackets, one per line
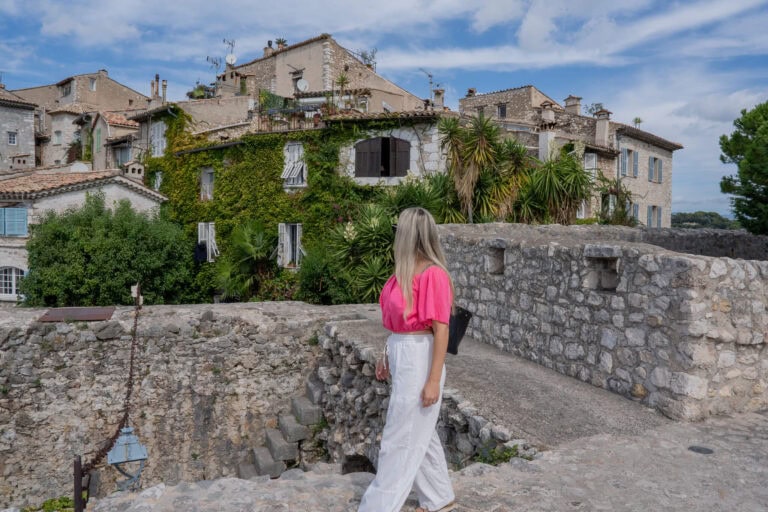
88,111,140,171
219,34,425,114
0,168,166,301
0,85,36,172
10,70,148,167
459,86,683,227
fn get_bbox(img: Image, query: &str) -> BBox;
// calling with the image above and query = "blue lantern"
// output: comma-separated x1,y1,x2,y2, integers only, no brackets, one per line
107,426,148,490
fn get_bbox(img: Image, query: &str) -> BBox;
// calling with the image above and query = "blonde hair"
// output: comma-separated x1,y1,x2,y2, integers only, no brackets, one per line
394,207,453,319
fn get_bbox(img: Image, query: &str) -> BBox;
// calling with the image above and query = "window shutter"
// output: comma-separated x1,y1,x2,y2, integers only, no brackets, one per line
198,222,207,244
355,140,373,177
277,223,286,266
658,160,663,183
208,223,219,262
657,207,662,228
5,208,27,236
633,203,639,220
647,206,652,226
394,138,410,177
0,209,4,236
296,224,304,265
633,151,639,177
285,225,294,265
620,148,627,176
648,156,654,182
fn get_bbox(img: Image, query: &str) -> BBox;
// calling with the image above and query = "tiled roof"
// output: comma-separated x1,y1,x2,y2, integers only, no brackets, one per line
49,103,96,115
102,111,139,128
614,124,684,151
128,103,177,121
0,87,36,109
325,110,441,121
0,171,166,202
295,88,371,99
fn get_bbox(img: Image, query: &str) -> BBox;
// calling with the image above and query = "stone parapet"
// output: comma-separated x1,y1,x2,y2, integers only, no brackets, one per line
439,223,768,420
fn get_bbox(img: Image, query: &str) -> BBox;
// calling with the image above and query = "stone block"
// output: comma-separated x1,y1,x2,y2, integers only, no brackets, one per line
279,414,310,442
600,328,618,349
584,244,622,258
237,461,259,480
291,396,323,425
670,372,707,399
625,328,646,347
252,446,286,478
265,428,298,461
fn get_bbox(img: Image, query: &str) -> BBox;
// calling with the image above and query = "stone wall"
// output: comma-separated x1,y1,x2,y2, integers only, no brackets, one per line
315,319,532,470
0,303,365,508
0,104,35,171
439,224,767,420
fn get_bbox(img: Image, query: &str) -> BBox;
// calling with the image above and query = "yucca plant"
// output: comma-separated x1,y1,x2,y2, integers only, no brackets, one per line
216,220,276,301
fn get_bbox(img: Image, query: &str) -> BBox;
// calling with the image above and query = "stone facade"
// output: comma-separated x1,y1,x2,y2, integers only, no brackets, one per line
10,70,148,167
223,35,424,113
439,223,768,421
458,87,683,227
0,89,36,171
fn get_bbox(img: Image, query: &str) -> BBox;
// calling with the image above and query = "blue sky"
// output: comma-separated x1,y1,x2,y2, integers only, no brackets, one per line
2,0,767,215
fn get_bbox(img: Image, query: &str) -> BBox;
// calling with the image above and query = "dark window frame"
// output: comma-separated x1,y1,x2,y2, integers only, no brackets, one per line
354,137,410,178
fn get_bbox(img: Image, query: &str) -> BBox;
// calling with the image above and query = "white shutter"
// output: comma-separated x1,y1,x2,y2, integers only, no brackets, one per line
285,225,294,266
198,222,207,244
297,223,304,265
277,223,286,267
208,223,219,262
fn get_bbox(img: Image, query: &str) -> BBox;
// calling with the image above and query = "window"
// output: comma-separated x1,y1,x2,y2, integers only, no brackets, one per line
0,267,24,298
0,208,28,237
153,171,163,191
200,167,214,200
657,206,663,228
278,223,304,268
150,120,167,157
620,148,637,177
53,131,62,145
648,156,663,183
197,222,219,262
497,104,507,119
89,78,97,91
281,142,306,187
7,131,17,145
60,82,72,97
354,137,410,178
115,146,131,167
576,200,588,219
633,203,640,221
584,153,597,176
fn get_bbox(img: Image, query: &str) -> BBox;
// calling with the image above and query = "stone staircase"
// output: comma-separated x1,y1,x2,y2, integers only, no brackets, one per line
238,376,326,479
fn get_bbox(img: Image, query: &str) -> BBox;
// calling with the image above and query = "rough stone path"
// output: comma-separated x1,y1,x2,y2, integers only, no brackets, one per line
445,335,670,448
82,411,768,511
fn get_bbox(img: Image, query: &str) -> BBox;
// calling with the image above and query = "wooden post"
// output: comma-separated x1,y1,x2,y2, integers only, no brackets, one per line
74,456,84,512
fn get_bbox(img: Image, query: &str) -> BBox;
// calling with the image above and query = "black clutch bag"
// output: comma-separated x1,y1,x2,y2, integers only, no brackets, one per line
447,306,472,355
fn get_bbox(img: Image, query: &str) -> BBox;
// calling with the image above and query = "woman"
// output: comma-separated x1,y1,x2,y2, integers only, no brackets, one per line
358,207,456,512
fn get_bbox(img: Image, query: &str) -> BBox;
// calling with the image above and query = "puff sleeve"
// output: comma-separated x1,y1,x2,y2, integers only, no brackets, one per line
416,267,453,326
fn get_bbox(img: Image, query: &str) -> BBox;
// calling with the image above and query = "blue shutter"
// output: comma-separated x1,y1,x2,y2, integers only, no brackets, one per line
0,209,4,236
621,148,627,176
647,205,652,227
4,208,28,236
648,156,654,181
633,151,639,177
657,206,662,228
658,160,663,183
633,203,639,220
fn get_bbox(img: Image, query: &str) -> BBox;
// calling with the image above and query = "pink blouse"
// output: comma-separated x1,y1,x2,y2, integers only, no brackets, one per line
380,266,453,333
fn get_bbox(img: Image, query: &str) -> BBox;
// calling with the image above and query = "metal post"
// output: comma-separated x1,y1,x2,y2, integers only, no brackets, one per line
74,455,84,512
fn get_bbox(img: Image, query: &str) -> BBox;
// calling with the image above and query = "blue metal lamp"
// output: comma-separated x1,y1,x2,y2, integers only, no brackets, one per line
107,426,148,490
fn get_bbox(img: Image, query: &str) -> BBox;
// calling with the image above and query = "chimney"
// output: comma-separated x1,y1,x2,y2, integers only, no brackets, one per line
162,80,167,103
539,101,556,161
433,88,445,110
150,78,155,98
564,95,581,115
466,87,476,98
264,40,275,57
595,109,612,147
540,101,556,123
0,83,5,90
154,74,160,99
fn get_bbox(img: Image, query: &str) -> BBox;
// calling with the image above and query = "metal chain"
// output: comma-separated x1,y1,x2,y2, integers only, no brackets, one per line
82,290,142,474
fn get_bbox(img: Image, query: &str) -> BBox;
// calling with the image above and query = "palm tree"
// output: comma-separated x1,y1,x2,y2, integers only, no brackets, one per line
335,73,350,108
633,117,643,128
216,221,276,300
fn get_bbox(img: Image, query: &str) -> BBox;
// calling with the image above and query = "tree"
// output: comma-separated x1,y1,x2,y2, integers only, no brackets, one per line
719,101,768,234
633,117,643,128
216,220,277,301
671,211,740,229
20,193,196,306
595,175,636,226
584,103,604,116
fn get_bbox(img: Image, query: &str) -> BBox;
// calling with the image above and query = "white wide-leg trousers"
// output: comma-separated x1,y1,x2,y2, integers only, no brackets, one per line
358,333,455,512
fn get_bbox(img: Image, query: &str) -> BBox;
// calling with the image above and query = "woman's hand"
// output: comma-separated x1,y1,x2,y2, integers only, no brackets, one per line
421,379,441,407
375,357,390,381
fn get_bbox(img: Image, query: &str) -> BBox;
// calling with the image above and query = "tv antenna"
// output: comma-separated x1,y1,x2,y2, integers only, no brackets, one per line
206,55,222,73
419,68,435,103
223,38,237,66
